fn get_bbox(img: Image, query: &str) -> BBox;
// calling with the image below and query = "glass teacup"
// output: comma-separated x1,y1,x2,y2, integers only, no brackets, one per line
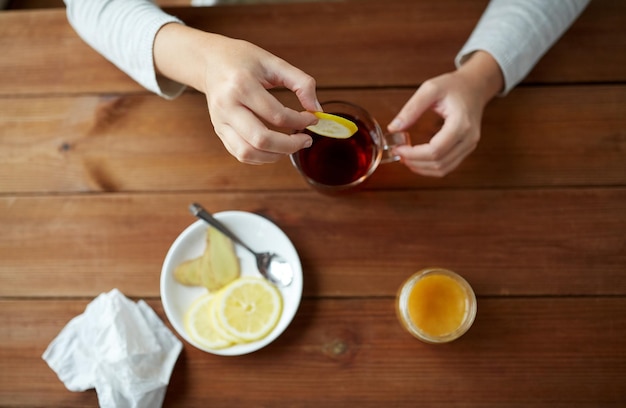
291,101,409,193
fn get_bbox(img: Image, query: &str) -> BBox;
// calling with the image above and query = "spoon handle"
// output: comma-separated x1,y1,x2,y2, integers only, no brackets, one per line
189,203,256,255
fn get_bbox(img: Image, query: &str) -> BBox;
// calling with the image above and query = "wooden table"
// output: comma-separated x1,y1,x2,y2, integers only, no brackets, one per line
1,1,625,406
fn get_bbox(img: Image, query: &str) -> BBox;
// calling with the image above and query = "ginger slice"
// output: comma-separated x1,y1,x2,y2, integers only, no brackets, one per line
174,227,240,292
173,257,204,286
202,226,240,291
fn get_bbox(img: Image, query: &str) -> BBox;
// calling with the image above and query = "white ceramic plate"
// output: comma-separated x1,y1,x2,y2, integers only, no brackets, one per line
160,211,303,356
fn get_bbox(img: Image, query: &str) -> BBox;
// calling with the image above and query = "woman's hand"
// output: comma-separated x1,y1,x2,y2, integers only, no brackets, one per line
388,51,504,177
154,23,321,164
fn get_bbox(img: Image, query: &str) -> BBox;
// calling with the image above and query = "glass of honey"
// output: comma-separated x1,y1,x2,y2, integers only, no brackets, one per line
396,268,477,343
291,101,409,193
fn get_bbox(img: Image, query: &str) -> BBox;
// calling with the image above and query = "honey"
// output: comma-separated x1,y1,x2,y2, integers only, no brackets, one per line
397,268,476,343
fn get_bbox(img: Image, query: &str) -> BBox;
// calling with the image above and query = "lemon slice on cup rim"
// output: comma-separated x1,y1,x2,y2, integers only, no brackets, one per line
306,112,358,139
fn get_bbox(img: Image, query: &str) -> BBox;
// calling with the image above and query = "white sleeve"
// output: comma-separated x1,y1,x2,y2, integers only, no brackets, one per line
455,0,590,95
64,0,186,99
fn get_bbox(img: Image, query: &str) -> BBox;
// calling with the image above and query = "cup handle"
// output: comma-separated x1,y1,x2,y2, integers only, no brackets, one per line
381,131,410,163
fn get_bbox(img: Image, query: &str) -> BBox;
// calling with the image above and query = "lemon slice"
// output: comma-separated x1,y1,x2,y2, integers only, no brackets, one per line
184,293,234,350
209,293,242,344
216,277,283,342
306,112,358,139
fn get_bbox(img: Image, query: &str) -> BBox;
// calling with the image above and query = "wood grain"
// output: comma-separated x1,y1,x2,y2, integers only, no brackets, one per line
1,189,624,298
1,86,624,194
1,1,625,406
6,0,194,8
1,0,624,96
1,298,624,407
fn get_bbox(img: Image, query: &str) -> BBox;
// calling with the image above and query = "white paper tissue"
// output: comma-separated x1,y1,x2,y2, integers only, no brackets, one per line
42,289,182,408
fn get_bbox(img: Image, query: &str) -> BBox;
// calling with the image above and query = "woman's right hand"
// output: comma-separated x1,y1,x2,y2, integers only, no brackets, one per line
154,23,321,164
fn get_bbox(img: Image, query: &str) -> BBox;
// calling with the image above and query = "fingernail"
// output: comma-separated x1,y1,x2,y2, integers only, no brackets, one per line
389,118,403,131
304,137,313,148
314,100,323,112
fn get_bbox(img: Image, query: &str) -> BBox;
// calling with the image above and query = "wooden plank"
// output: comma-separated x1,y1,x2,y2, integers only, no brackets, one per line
5,0,323,8
0,0,624,96
1,86,624,194
1,2,623,407
525,0,626,85
6,0,192,8
0,8,134,95
1,189,624,298
1,297,624,407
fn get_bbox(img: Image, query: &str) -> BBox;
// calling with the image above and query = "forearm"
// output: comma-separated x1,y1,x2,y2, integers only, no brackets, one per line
455,50,504,107
153,23,223,94
64,0,186,99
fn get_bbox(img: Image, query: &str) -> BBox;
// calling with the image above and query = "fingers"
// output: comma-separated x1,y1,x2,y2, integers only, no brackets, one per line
207,75,318,163
211,103,314,164
388,79,442,132
389,74,484,177
239,77,318,132
217,124,283,165
393,115,478,177
205,49,322,164
269,57,323,113
394,137,476,177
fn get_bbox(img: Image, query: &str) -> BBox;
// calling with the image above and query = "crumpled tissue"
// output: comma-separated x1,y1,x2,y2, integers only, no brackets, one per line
42,289,182,408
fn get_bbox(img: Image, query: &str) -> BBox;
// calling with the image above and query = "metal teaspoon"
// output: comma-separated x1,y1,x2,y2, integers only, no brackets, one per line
189,203,293,287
